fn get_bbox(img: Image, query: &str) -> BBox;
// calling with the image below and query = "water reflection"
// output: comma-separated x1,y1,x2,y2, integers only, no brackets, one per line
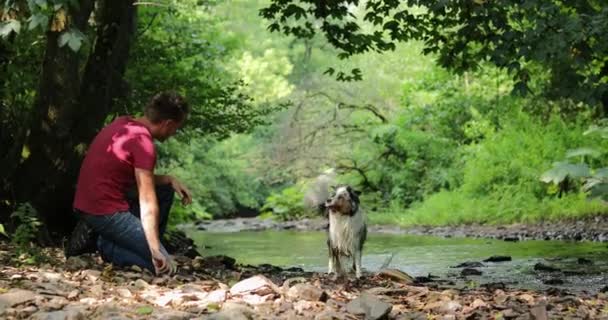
185,229,608,292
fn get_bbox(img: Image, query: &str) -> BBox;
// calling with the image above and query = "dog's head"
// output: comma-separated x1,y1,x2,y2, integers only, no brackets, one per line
324,185,360,216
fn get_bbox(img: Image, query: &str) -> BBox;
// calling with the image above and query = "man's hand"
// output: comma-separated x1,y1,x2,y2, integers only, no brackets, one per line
151,249,168,274
151,249,177,275
169,177,192,205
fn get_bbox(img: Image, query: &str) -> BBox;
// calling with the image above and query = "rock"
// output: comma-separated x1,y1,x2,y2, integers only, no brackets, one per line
0,289,37,310
346,293,392,320
529,303,548,320
30,308,86,320
543,278,564,285
287,283,328,302
64,257,89,271
133,279,150,290
451,261,484,268
533,263,560,272
502,308,520,318
90,284,104,297
314,309,343,320
230,275,279,296
377,268,414,284
577,257,593,265
115,288,133,298
206,302,254,320
67,290,79,300
206,289,228,303
397,312,427,320
241,293,275,305
82,269,102,282
518,294,535,304
471,299,487,309
193,255,236,270
483,256,511,262
43,297,69,311
153,310,194,320
460,268,482,276
424,301,461,315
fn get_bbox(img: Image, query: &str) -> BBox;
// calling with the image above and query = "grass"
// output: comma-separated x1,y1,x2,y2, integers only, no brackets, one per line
367,192,608,227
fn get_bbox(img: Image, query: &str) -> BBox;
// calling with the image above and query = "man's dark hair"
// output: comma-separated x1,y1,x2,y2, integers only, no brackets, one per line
144,91,190,124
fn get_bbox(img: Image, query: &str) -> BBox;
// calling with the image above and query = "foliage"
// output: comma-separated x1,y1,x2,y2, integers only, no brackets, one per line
157,135,269,221
541,122,608,200
375,109,608,226
9,203,45,264
262,1,608,110
260,183,311,221
123,0,283,139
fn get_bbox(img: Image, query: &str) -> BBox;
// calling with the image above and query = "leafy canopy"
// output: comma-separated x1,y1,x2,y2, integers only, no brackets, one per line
261,1,608,107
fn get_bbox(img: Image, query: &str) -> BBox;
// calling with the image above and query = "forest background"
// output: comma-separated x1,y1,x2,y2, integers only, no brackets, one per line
1,0,608,244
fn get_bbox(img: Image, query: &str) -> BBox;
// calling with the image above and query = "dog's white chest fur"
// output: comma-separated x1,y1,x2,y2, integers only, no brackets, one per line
329,210,365,255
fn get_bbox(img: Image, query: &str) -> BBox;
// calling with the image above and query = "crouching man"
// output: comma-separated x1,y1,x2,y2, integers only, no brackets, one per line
71,92,192,275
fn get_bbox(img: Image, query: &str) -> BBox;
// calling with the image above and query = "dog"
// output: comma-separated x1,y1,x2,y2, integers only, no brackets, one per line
324,185,367,278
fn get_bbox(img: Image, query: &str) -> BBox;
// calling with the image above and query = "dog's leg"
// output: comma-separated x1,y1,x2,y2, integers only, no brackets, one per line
333,252,343,276
327,239,336,274
354,225,367,279
354,249,363,278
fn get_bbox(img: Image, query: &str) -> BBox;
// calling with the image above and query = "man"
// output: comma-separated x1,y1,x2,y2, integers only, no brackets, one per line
70,92,192,275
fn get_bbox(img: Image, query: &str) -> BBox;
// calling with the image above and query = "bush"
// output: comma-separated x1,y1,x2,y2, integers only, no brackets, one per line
260,183,312,221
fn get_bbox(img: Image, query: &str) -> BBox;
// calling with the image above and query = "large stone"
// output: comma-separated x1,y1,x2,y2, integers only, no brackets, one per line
30,309,86,320
153,310,194,320
287,283,328,302
230,275,279,296
0,289,37,310
204,302,254,320
530,303,548,320
346,293,392,320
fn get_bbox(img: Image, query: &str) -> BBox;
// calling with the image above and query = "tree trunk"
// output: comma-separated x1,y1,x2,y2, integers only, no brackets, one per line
14,0,137,241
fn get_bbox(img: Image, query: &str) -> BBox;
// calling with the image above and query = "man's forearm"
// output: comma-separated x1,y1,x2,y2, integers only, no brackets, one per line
154,174,173,185
140,202,162,252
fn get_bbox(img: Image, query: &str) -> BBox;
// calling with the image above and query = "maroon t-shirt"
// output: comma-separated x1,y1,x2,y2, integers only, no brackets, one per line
73,116,156,215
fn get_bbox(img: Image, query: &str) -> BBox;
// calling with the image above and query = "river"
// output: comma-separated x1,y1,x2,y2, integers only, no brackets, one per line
183,228,608,293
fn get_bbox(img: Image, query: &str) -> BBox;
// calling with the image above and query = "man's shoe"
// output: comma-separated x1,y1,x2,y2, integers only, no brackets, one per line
64,219,98,257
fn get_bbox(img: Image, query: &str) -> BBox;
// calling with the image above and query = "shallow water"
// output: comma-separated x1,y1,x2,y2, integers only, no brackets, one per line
184,229,608,293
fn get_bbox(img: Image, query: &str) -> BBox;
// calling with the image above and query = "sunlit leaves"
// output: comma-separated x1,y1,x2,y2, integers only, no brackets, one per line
57,29,85,51
565,147,601,159
0,20,21,37
540,162,590,185
28,14,48,30
262,0,608,108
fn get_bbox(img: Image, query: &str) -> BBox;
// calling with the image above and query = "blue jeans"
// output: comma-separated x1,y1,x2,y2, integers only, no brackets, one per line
78,184,174,273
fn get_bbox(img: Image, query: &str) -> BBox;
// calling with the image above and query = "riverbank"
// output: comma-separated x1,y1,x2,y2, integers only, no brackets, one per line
194,214,608,242
0,241,606,319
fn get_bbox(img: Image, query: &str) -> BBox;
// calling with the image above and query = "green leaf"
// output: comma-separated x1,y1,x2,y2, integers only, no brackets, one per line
58,29,86,52
0,224,6,237
28,14,49,30
34,0,48,9
540,162,590,184
135,306,154,315
0,20,22,38
593,168,608,179
565,147,600,159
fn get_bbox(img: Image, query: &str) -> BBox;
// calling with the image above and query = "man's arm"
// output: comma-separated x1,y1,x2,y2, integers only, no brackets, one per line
154,174,193,205
135,168,168,273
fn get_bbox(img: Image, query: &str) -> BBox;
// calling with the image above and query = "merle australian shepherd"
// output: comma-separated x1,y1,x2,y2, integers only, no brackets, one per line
324,185,367,278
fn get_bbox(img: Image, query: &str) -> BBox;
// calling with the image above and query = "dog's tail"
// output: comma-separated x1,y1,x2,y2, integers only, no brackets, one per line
303,168,336,212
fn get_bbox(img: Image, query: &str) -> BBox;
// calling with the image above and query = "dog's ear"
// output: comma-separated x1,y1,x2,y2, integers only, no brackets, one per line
347,186,361,204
